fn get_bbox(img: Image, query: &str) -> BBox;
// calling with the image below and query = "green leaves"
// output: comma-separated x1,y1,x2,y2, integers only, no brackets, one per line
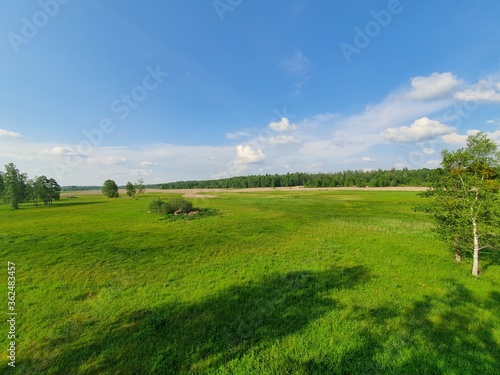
101,179,119,198
420,132,500,274
125,181,136,197
3,163,28,209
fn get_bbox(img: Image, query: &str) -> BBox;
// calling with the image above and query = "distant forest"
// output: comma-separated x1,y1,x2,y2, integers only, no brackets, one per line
156,168,436,190
61,168,437,191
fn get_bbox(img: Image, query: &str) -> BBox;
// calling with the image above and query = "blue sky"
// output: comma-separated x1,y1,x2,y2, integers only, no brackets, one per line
1,0,500,185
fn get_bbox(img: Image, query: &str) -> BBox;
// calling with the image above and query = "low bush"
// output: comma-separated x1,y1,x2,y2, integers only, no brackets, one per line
148,199,166,214
168,198,193,214
148,198,193,215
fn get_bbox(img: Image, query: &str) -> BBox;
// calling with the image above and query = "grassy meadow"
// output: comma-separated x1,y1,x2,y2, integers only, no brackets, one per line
1,189,499,374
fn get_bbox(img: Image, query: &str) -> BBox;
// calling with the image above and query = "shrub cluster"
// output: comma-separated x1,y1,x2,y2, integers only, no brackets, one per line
148,199,166,214
148,198,193,215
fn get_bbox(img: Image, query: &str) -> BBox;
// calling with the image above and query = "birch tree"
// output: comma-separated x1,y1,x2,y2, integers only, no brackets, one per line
125,181,136,197
135,178,145,195
419,133,500,276
3,163,27,209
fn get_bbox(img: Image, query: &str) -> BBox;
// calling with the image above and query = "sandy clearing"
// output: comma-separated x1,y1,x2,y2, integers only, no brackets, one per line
61,186,428,198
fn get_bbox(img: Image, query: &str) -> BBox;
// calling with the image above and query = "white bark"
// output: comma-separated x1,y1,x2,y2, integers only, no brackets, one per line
472,216,479,276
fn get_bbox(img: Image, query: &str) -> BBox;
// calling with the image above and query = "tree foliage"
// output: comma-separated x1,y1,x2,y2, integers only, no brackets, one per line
168,198,193,214
148,198,193,215
135,178,145,195
157,168,435,190
101,179,119,198
58,169,436,191
0,164,61,209
148,199,166,214
418,133,500,276
0,172,4,199
3,163,27,209
28,176,61,206
125,182,136,197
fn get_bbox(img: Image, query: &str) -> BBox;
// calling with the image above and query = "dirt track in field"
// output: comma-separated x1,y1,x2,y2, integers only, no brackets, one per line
62,186,428,199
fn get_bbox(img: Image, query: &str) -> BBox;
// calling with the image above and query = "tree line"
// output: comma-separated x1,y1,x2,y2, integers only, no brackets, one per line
0,163,61,209
61,168,435,191
157,168,435,190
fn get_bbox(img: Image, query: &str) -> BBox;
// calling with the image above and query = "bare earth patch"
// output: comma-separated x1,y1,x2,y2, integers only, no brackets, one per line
62,186,427,199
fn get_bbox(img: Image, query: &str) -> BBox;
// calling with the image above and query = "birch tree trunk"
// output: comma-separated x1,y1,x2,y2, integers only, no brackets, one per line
472,216,479,276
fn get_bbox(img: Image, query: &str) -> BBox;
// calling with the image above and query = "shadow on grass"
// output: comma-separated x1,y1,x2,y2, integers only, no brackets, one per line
291,281,500,374
26,266,369,374
17,201,106,210
481,246,500,271
52,201,106,208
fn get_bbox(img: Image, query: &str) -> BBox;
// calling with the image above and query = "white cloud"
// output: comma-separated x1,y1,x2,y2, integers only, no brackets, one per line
0,129,23,138
440,132,467,145
381,117,455,143
268,117,298,132
235,145,265,165
425,159,441,166
394,162,407,169
406,72,461,101
6,71,500,186
130,169,152,176
334,91,453,141
293,75,311,96
88,156,128,165
268,135,299,145
40,146,77,156
225,130,251,140
0,140,237,185
140,161,158,166
485,130,500,141
225,73,464,170
455,79,500,102
441,129,480,145
281,50,310,75
280,50,312,95
311,113,338,122
308,163,323,171
486,130,500,141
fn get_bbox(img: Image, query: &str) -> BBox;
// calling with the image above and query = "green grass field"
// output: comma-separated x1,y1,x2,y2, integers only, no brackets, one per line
1,190,499,374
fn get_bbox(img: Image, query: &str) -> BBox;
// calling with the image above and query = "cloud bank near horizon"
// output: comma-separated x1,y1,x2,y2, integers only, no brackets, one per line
2,72,500,185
